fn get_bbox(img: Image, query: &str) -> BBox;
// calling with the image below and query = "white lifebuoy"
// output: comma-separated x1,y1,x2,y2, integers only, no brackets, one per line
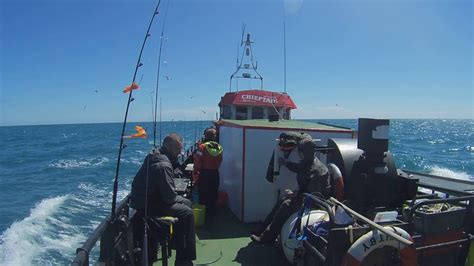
341,226,416,266
280,210,329,264
327,163,344,201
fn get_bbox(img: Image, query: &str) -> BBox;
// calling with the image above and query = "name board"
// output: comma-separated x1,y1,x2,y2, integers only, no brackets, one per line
241,94,278,104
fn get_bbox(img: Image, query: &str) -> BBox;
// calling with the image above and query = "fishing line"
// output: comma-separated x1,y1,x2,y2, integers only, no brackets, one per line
193,251,223,265
153,0,172,147
160,97,163,146
143,154,151,265
144,0,171,264
111,0,162,220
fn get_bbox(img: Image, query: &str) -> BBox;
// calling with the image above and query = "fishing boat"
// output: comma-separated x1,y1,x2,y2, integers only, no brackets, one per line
71,4,474,266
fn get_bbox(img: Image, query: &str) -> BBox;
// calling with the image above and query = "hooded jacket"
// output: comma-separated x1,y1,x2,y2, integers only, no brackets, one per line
193,141,223,183
131,148,182,213
285,139,331,197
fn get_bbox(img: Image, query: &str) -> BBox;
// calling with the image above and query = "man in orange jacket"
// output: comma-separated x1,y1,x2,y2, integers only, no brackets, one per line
193,128,223,218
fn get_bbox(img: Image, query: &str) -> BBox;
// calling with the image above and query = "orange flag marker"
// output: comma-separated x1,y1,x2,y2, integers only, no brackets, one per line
123,82,140,93
124,126,147,139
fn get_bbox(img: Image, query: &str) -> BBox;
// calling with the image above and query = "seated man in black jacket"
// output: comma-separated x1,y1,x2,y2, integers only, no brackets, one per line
251,138,330,244
131,133,195,266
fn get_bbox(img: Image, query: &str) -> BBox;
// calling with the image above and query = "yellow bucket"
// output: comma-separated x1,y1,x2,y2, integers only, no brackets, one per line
192,204,206,227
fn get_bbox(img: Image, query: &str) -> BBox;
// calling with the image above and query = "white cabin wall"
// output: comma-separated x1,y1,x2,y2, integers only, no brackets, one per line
243,129,298,222
219,126,243,220
219,123,353,223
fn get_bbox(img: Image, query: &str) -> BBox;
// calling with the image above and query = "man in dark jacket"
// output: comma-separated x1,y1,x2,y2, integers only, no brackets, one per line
250,138,330,244
131,133,196,266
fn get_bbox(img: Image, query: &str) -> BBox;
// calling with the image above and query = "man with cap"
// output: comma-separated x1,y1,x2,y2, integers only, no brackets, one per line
131,133,196,266
250,137,331,244
193,127,223,218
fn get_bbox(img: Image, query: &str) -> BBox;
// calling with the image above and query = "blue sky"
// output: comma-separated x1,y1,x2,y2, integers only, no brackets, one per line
1,0,472,126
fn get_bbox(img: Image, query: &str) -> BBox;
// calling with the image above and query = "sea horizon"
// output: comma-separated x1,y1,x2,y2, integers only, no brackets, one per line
1,117,473,127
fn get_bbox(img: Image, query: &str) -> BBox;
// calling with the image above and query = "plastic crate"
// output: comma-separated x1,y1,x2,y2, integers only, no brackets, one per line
413,206,466,234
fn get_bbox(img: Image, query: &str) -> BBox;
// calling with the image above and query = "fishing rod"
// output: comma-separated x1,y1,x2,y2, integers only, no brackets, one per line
160,97,163,146
144,1,171,265
110,0,162,220
153,0,171,147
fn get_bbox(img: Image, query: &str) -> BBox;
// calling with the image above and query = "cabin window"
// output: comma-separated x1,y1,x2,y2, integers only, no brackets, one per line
251,107,264,119
221,106,231,119
268,107,279,117
283,108,291,119
235,106,247,120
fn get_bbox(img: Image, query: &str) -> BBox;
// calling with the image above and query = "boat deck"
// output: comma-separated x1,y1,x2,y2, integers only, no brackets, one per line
160,207,291,266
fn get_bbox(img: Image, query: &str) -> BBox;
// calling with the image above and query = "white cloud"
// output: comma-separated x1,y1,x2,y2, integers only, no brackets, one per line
284,0,304,15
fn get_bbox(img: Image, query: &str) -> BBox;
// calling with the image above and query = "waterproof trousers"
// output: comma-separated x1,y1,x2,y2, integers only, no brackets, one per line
259,194,303,242
158,197,196,261
135,197,196,263
198,169,220,217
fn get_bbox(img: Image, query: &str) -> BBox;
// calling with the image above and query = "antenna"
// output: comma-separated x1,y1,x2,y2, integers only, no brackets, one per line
236,42,240,67
229,29,264,91
240,23,246,46
284,20,287,93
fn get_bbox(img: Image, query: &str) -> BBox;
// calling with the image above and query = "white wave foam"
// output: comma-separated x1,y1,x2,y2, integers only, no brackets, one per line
136,150,147,155
429,166,473,181
427,139,446,145
0,181,133,265
0,195,84,265
48,157,109,169
119,157,142,166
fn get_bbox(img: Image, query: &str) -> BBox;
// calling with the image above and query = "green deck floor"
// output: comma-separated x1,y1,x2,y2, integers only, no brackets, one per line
157,208,291,266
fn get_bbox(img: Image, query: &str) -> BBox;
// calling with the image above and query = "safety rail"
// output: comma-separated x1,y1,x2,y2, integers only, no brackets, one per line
71,194,131,266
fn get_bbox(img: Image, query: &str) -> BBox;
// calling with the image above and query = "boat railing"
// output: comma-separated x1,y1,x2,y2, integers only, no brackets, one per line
71,194,131,266
404,169,474,197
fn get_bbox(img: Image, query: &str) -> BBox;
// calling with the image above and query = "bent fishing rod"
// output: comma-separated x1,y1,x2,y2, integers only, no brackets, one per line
111,0,162,220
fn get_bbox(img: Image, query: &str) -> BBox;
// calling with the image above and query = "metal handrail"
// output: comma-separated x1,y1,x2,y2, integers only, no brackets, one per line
71,194,131,266
302,193,335,223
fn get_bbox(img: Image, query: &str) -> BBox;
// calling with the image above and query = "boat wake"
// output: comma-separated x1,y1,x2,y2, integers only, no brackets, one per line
0,180,133,265
429,166,473,181
0,195,84,265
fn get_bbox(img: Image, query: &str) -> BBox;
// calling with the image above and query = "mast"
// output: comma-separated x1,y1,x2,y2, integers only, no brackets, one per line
229,28,264,92
284,20,287,93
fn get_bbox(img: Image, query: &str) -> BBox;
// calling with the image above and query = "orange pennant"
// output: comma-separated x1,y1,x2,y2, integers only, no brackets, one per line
123,82,140,93
124,126,147,139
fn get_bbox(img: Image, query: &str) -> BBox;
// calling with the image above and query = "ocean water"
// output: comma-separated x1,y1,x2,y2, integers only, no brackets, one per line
0,119,472,265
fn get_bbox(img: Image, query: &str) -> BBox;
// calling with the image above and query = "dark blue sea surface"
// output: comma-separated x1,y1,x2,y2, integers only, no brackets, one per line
0,119,472,264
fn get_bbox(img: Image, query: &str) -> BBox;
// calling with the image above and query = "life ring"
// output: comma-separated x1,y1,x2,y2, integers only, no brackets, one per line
341,226,416,266
281,210,329,264
327,163,344,201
